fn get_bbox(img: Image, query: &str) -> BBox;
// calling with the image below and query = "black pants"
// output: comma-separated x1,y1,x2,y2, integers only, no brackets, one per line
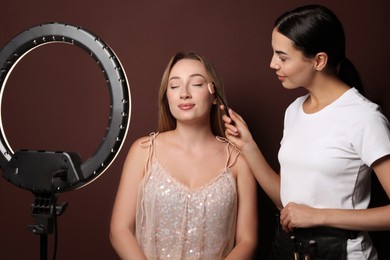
268,218,359,260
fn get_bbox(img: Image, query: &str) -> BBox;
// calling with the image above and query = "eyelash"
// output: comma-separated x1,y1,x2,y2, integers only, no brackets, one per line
169,83,204,89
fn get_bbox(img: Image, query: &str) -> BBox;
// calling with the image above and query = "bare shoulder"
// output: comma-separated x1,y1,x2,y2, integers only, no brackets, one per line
234,152,251,172
232,153,256,195
124,135,155,164
226,144,251,176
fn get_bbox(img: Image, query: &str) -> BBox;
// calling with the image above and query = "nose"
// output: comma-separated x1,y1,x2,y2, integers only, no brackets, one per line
180,86,191,99
270,55,280,70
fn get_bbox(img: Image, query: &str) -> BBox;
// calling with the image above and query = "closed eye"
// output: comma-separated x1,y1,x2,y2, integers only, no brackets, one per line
275,50,288,62
279,56,286,62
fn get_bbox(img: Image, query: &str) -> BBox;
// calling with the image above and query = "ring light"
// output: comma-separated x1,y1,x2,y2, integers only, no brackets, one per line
0,22,131,192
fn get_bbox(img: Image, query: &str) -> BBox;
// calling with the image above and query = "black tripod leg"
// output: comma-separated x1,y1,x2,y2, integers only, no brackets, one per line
40,233,48,260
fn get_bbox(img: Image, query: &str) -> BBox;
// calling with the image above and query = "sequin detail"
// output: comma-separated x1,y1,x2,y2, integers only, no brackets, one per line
136,136,238,260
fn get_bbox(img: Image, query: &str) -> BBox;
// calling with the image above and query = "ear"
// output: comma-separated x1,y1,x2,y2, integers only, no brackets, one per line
212,98,218,105
314,52,328,71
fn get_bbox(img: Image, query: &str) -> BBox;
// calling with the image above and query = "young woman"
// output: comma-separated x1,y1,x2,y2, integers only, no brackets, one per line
110,52,258,259
223,5,390,260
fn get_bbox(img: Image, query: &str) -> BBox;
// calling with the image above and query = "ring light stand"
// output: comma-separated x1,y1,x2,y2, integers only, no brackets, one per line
0,23,131,259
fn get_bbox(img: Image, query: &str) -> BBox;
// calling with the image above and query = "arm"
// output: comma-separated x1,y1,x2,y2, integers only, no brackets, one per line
223,108,282,209
110,138,149,260
225,155,258,259
280,156,390,232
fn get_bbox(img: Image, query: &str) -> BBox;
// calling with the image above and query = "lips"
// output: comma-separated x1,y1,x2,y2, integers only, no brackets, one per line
178,103,195,110
277,74,286,81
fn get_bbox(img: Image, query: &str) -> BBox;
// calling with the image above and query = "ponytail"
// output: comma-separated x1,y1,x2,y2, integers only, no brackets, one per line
338,58,365,95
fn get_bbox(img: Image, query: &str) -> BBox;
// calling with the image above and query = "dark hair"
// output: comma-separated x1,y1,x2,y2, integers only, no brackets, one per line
274,5,364,94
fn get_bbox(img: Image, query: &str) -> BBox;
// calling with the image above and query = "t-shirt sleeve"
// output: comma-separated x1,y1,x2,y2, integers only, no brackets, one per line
350,108,390,167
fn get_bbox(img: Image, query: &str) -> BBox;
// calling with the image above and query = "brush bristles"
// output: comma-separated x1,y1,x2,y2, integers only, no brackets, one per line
207,82,215,94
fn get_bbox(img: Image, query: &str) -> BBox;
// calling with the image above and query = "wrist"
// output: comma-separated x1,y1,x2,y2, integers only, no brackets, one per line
314,208,327,227
241,139,258,155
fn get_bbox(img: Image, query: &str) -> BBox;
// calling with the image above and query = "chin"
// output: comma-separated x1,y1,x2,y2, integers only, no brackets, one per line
281,82,300,90
281,82,292,89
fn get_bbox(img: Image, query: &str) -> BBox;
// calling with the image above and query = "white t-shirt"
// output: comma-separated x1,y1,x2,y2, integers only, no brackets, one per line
278,88,390,259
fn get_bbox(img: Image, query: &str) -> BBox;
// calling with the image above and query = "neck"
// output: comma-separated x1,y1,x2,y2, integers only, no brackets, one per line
173,122,215,146
304,74,350,113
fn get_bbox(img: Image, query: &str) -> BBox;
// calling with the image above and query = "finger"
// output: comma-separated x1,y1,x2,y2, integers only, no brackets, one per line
280,207,287,220
225,128,239,137
279,212,286,226
279,208,290,230
282,226,289,233
228,108,245,123
224,123,239,135
281,218,290,232
228,110,248,130
281,217,294,233
219,105,230,118
288,222,295,232
222,114,232,124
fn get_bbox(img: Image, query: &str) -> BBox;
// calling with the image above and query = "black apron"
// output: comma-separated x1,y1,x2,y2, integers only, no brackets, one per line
268,215,359,260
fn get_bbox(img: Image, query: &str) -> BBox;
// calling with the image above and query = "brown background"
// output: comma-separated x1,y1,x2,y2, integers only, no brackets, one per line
0,0,389,259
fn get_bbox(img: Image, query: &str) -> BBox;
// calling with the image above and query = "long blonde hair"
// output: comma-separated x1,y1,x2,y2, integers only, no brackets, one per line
157,52,226,137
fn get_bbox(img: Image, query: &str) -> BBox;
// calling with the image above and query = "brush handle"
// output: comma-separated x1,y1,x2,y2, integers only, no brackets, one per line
215,91,230,117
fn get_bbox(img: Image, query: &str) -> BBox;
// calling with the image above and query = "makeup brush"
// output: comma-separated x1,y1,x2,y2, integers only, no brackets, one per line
208,82,230,117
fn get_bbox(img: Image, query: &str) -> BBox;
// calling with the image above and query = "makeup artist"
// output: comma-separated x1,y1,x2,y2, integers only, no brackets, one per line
223,5,390,260
110,52,258,259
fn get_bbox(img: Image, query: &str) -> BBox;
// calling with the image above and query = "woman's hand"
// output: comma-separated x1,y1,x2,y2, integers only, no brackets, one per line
221,106,256,153
280,202,321,232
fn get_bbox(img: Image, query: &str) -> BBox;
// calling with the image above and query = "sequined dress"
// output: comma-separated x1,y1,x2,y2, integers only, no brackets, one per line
136,133,238,260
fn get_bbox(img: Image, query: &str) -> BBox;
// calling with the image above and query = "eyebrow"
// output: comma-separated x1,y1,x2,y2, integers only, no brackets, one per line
275,50,288,55
169,73,206,81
